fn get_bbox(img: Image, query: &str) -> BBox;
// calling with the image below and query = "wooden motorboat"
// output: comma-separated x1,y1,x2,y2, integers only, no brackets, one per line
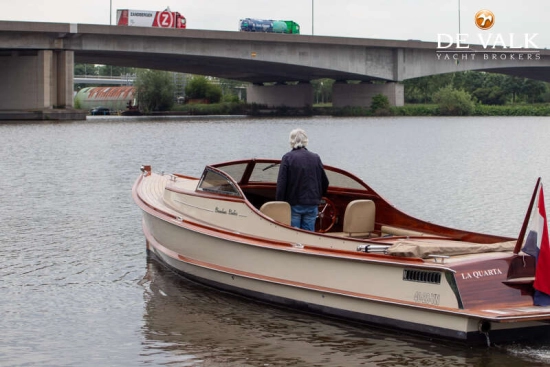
132,158,550,345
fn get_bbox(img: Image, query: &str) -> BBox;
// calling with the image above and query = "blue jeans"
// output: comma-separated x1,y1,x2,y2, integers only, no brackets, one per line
291,205,318,231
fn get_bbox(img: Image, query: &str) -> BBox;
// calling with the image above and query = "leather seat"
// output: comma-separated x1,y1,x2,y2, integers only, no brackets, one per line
260,201,291,226
332,200,376,237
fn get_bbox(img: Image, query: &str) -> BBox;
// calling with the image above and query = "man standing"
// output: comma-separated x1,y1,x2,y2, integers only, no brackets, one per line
276,128,329,231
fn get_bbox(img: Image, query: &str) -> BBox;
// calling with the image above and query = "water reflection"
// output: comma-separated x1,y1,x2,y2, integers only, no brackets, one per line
140,255,547,367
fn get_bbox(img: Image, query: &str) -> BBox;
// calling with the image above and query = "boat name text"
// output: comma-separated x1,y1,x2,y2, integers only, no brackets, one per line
414,291,440,306
460,268,502,280
215,207,238,216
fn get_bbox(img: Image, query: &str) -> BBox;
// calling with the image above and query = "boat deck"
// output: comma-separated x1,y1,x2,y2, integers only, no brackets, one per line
137,172,523,266
139,173,182,218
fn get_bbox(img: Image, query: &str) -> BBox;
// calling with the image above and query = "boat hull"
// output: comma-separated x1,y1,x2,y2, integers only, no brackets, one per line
141,212,550,345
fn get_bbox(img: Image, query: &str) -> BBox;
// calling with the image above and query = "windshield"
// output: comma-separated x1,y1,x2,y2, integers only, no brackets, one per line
215,160,368,191
197,168,241,197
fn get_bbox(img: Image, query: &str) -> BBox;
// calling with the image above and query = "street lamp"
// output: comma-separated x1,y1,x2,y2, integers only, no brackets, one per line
458,0,461,34
110,0,112,25
312,0,314,35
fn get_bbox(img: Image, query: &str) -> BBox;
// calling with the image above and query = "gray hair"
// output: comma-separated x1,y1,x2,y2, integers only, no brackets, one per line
289,128,308,149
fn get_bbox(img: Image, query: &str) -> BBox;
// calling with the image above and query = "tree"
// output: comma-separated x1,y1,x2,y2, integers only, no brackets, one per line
472,86,507,105
184,75,222,103
134,69,175,112
74,63,98,76
185,75,208,99
522,79,548,103
433,86,475,115
502,76,524,104
311,78,334,104
404,74,453,103
452,71,484,93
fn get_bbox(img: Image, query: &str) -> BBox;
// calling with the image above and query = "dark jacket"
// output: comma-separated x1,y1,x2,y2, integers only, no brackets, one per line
276,147,329,206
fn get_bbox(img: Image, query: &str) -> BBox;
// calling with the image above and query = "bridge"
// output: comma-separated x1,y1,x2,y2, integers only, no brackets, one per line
74,75,135,85
0,21,549,119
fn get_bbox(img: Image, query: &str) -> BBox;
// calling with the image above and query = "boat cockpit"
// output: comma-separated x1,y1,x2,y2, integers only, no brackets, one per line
207,158,379,235
200,159,515,246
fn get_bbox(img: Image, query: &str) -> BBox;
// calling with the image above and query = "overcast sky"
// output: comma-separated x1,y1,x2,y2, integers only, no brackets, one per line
2,0,549,48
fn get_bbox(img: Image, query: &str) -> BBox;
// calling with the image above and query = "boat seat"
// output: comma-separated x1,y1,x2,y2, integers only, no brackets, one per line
260,201,291,226
332,200,376,238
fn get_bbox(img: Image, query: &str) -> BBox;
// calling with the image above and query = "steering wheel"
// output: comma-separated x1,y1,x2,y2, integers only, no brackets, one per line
316,196,337,233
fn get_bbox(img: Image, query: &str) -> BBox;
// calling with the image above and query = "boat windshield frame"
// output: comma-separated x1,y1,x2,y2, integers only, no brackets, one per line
196,167,243,197
211,158,373,193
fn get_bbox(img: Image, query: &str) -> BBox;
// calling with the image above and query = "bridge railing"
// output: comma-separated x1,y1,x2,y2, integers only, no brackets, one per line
74,75,136,85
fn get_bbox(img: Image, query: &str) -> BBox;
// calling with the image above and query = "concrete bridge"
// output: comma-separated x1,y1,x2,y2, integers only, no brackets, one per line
0,21,549,118
74,75,135,85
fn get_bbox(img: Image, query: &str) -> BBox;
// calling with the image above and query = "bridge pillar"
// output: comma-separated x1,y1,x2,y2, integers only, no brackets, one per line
246,83,313,107
56,50,75,109
332,82,404,108
0,50,81,119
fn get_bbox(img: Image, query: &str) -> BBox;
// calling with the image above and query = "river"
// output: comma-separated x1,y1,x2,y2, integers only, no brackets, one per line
1,115,550,366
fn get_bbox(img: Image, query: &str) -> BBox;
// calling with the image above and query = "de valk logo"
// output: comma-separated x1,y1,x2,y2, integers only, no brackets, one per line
436,9,540,62
475,9,495,30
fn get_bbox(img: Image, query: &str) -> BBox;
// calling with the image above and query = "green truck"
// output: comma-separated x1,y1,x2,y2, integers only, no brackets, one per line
239,18,300,34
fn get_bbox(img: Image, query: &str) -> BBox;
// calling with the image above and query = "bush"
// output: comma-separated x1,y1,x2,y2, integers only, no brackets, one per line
370,94,391,115
332,106,372,116
184,76,208,99
473,104,550,116
221,93,240,103
391,104,439,116
432,86,475,116
205,85,222,103
171,102,248,115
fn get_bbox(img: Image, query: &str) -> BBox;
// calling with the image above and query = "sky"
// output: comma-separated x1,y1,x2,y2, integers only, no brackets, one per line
1,0,550,48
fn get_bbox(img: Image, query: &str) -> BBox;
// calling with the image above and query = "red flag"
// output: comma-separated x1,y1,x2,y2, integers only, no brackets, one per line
533,185,550,295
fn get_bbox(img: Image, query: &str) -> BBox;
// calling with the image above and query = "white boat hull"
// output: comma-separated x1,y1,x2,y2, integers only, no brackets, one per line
142,212,549,344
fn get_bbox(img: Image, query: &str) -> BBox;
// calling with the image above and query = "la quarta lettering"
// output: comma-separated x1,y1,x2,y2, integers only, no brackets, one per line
460,268,502,280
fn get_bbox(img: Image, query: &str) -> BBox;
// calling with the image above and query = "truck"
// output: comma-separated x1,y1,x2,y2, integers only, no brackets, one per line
116,8,186,29
239,18,300,34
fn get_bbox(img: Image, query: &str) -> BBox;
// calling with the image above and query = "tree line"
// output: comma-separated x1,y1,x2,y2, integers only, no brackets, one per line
405,72,550,105
76,64,550,112
311,72,550,106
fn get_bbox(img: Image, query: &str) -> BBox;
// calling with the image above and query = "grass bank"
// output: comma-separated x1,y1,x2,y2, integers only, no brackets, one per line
163,102,550,117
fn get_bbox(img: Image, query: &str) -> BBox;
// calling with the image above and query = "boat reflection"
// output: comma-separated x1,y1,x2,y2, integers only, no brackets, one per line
139,255,543,367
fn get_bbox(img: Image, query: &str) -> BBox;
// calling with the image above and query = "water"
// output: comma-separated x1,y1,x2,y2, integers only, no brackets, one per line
1,115,550,366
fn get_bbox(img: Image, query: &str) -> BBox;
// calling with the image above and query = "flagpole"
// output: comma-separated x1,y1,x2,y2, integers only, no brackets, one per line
514,177,542,254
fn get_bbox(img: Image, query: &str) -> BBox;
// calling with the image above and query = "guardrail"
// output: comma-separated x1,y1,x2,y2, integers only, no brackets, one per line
74,75,136,85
